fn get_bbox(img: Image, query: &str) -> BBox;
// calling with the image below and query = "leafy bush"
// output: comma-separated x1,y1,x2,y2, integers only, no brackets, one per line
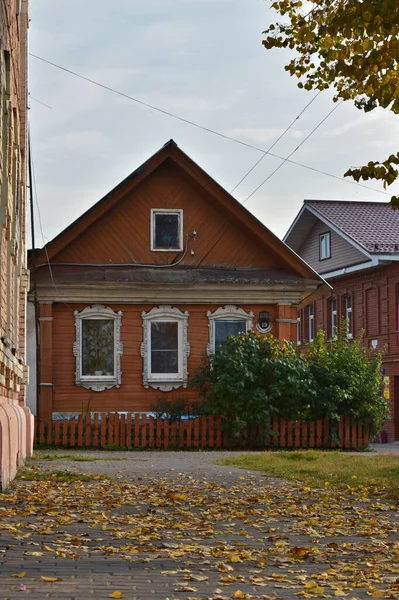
191,332,313,444
151,396,202,422
306,326,388,431
191,326,387,444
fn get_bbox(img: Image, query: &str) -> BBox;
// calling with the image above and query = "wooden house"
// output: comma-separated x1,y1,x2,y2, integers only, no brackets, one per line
28,141,326,420
285,199,399,441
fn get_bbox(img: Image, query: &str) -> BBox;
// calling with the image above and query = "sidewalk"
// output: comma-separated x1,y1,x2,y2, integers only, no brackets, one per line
0,451,398,600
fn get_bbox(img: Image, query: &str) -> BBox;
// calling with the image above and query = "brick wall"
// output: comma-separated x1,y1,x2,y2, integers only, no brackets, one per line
0,0,33,489
298,263,399,441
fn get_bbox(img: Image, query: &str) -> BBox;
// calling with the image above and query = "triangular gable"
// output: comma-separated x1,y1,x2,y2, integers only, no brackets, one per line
285,202,372,275
35,140,322,281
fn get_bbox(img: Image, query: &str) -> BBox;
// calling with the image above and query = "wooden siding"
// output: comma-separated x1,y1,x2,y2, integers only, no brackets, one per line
49,302,287,415
53,162,293,270
298,219,368,274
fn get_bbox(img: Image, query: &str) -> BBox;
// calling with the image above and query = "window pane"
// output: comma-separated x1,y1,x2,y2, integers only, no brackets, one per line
82,320,114,376
155,213,180,249
151,321,179,374
215,320,246,352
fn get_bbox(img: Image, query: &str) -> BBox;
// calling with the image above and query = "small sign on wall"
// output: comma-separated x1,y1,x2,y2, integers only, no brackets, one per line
384,389,390,400
383,376,390,386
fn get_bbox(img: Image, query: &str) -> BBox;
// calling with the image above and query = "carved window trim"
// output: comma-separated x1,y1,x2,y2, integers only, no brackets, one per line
73,305,123,392
207,305,254,355
141,305,190,391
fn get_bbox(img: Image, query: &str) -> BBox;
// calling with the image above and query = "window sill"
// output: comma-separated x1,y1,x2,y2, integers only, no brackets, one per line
76,377,119,392
145,378,186,392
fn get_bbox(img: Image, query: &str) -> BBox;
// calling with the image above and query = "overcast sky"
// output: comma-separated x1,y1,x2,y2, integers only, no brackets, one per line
28,0,399,247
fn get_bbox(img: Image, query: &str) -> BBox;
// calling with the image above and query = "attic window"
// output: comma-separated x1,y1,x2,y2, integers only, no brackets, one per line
151,209,183,251
319,231,331,260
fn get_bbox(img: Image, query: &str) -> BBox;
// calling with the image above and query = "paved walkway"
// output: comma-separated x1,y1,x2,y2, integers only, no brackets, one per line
0,450,398,600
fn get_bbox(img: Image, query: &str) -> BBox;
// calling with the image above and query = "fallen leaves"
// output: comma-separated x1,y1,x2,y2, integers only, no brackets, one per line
0,460,398,599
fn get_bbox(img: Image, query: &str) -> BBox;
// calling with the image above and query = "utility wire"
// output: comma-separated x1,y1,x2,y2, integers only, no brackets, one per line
231,90,322,193
243,101,343,204
30,134,70,306
29,53,391,198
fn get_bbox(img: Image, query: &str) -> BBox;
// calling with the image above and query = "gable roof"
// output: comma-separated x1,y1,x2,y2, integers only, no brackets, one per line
35,139,324,282
305,200,399,255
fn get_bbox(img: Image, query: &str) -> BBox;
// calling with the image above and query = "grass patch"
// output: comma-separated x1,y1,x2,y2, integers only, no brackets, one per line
17,468,100,482
31,452,127,462
216,450,399,495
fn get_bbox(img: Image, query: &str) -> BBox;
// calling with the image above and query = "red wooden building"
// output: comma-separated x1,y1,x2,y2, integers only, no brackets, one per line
28,141,325,421
285,200,399,441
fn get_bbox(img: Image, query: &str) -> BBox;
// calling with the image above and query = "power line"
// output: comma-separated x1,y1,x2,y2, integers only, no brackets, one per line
29,53,392,198
30,134,70,306
231,90,322,194
243,101,343,204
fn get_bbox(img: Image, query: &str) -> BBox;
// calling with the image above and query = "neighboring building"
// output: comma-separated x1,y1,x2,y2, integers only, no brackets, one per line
285,199,399,441
0,0,33,488
27,140,326,421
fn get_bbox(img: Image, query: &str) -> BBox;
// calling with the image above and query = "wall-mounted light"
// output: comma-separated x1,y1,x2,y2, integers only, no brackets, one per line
256,310,272,334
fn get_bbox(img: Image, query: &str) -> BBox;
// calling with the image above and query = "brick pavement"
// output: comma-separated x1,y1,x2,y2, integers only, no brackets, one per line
0,451,398,600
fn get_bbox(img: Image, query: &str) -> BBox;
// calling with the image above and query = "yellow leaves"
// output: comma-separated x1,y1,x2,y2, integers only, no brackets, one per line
229,554,242,563
44,545,54,552
109,592,123,599
24,551,43,556
231,592,246,599
304,581,325,595
217,563,235,573
11,571,26,578
289,546,310,559
41,576,63,582
369,589,385,598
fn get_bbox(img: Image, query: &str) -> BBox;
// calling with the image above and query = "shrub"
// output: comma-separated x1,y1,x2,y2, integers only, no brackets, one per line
191,326,388,444
191,332,313,444
306,326,388,431
151,396,202,422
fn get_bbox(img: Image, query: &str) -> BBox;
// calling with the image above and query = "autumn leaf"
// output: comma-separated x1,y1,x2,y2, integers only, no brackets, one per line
231,591,246,599
109,592,123,599
11,571,26,578
41,576,63,582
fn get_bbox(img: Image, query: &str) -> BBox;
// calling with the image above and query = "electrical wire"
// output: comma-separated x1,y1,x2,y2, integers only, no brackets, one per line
231,90,322,193
30,135,70,306
243,101,343,204
29,53,391,198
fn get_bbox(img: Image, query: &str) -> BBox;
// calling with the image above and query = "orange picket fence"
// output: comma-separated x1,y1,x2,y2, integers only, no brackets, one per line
34,414,371,450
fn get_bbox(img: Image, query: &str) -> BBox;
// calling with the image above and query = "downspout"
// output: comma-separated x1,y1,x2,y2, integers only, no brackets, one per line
28,135,40,419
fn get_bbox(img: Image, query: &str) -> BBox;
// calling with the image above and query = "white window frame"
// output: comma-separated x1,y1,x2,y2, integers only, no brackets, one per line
151,208,183,252
345,295,353,339
319,231,331,260
331,297,338,339
207,305,254,355
296,311,301,345
73,305,123,392
141,305,190,391
308,303,314,342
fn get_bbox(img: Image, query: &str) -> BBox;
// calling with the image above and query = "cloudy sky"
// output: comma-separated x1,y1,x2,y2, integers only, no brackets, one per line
28,0,399,247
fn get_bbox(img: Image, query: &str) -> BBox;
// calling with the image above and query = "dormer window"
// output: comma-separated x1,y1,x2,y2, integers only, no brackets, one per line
151,209,183,251
319,231,331,260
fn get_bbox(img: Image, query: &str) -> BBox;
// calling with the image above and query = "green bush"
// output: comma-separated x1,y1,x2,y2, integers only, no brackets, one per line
306,326,388,431
151,396,202,422
191,326,387,443
191,332,313,444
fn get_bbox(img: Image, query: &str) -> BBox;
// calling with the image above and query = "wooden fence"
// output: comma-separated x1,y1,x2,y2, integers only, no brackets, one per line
34,414,370,450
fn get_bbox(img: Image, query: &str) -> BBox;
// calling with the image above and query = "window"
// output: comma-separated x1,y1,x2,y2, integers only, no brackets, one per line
296,311,301,345
207,306,254,355
74,305,123,392
345,295,353,338
308,303,314,342
331,297,338,339
319,231,331,260
141,305,190,391
151,209,183,251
